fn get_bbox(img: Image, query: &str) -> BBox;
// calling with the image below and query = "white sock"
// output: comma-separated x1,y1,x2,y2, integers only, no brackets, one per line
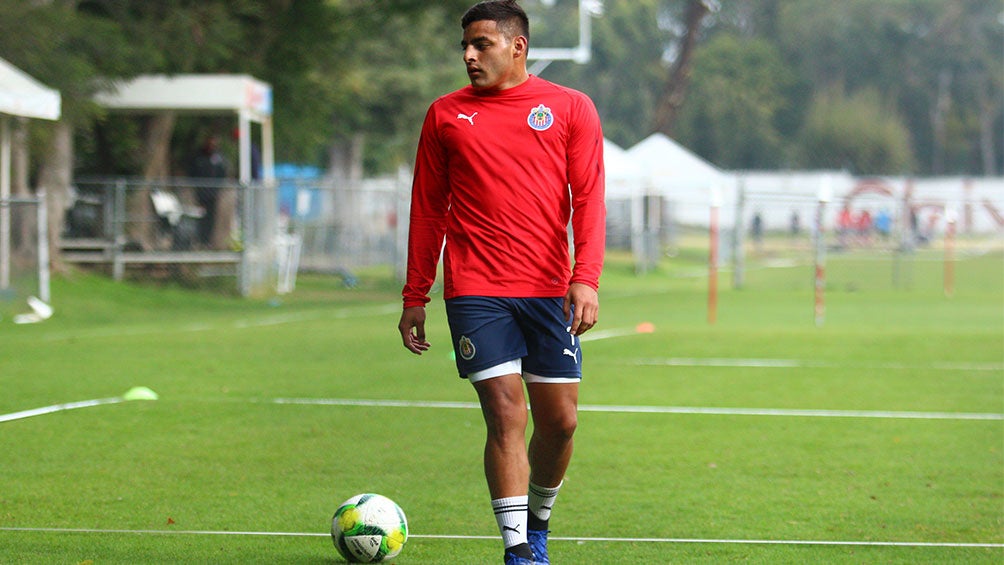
492,496,529,549
528,481,562,522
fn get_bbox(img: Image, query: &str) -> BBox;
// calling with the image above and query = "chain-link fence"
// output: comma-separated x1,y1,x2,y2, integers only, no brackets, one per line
278,169,410,284
606,173,1004,287
60,173,411,295
62,177,277,296
58,171,1001,298
0,195,48,320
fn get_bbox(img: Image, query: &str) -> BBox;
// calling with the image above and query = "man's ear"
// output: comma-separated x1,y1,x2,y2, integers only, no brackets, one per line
512,35,528,59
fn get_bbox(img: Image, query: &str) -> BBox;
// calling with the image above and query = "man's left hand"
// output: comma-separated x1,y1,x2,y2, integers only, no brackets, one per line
563,282,599,336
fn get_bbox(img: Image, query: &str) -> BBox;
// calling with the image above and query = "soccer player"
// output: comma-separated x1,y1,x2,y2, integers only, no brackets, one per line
397,1,605,564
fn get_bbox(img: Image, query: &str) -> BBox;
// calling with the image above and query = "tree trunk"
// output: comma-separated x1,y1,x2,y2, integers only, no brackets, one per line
12,118,32,255
930,69,951,175
651,0,712,137
12,118,29,197
976,77,999,176
128,111,176,250
326,133,365,266
37,121,73,274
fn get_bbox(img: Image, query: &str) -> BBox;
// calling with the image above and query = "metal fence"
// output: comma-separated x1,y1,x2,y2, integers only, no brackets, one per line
58,172,1002,297
60,173,410,295
606,174,1004,275
279,169,410,283
62,177,278,296
0,195,48,320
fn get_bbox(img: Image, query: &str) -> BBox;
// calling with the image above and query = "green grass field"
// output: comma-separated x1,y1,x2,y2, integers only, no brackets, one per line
1,245,1002,564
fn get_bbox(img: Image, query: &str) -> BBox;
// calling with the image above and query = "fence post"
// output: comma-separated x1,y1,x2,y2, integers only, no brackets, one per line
237,182,250,297
814,176,832,327
37,191,50,303
732,177,746,290
112,179,126,281
708,185,721,325
0,116,9,292
944,207,956,298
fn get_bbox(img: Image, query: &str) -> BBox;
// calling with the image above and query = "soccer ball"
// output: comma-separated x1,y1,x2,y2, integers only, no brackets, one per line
331,493,408,563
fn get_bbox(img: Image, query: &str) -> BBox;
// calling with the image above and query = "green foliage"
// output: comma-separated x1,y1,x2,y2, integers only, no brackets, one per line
0,1,134,125
795,87,916,174
674,33,797,169
329,2,471,170
533,0,999,175
773,0,1002,174
1,0,999,175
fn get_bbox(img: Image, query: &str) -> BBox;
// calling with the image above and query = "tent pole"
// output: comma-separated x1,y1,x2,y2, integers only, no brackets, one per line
238,110,251,184
1,116,11,291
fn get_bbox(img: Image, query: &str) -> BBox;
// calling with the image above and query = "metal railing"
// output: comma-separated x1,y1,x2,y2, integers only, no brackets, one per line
0,195,48,319
61,177,279,296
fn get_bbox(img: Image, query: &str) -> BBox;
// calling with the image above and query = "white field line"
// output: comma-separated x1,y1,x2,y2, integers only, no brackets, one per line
272,397,1003,421
4,394,999,426
586,332,1002,373
39,303,401,342
0,397,124,424
0,527,1000,548
580,327,639,342
633,357,1004,372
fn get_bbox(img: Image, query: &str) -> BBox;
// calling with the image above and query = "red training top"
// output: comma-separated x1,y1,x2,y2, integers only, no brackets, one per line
402,75,605,308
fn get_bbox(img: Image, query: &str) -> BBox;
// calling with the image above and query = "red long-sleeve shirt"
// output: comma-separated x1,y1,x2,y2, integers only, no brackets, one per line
403,75,605,308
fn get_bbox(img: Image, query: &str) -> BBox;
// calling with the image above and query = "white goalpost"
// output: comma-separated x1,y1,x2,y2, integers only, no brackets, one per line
527,0,604,75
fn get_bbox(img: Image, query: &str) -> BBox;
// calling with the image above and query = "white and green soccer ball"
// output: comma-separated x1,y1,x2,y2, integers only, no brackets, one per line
331,493,408,563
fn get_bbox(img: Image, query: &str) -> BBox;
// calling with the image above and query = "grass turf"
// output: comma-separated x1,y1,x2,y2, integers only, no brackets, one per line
0,246,1001,563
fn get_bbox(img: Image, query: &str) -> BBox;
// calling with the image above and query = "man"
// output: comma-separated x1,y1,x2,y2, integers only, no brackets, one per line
187,134,229,247
397,2,605,563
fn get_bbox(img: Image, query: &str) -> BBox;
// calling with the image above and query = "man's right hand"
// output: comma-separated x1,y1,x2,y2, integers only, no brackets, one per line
398,306,431,355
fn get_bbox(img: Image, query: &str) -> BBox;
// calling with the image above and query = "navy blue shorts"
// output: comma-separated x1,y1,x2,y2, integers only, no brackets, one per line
444,296,582,383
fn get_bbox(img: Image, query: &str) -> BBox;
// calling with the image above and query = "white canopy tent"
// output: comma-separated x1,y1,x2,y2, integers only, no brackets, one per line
603,137,643,198
0,57,61,306
94,74,275,184
605,133,732,270
628,133,730,196
0,58,61,120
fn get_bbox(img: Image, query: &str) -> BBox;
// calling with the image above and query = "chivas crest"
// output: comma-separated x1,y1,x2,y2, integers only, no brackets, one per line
527,104,554,131
458,336,476,360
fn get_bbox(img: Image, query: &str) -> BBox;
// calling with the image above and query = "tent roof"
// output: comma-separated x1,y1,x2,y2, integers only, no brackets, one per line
604,138,642,177
0,57,60,120
94,74,272,122
604,138,645,198
627,133,725,186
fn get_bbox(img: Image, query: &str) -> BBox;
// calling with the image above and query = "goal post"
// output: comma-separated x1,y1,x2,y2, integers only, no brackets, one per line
526,0,604,74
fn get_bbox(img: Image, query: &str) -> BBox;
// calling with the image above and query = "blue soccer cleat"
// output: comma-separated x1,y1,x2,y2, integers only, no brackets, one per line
503,550,535,565
527,529,550,565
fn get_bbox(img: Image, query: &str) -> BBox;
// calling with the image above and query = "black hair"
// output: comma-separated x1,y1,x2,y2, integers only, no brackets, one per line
461,0,530,42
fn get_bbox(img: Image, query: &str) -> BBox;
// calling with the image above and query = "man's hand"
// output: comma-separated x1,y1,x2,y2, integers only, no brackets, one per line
398,306,431,354
563,282,599,336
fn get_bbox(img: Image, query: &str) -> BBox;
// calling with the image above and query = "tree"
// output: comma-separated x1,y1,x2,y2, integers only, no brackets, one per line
674,33,797,169
795,87,915,175
774,0,1002,175
0,0,135,269
651,0,713,137
319,0,472,175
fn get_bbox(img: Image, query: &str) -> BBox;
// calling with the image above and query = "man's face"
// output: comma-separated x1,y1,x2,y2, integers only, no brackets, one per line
461,20,523,91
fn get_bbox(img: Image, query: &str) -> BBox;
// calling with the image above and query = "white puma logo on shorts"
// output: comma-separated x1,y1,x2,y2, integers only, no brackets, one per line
562,348,579,363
